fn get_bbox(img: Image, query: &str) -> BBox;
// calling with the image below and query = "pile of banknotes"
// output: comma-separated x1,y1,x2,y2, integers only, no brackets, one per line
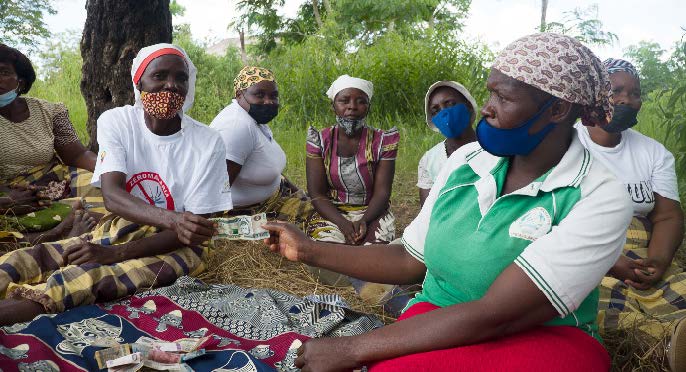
210,213,270,241
93,336,209,371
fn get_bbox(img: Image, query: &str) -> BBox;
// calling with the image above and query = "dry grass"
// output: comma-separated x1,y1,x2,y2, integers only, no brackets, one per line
200,240,397,325
604,327,671,372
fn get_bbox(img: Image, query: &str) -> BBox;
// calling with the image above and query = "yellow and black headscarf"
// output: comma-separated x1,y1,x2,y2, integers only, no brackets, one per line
233,66,276,95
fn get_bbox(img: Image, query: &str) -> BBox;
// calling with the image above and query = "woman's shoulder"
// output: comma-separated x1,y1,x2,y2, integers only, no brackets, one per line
625,128,672,155
25,96,67,116
210,101,254,131
374,126,400,144
98,105,137,123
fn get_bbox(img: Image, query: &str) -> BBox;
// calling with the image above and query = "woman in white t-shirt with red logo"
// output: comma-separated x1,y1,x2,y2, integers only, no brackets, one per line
576,58,685,367
0,44,233,326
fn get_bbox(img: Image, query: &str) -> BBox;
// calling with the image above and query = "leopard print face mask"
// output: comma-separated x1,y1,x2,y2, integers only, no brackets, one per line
140,90,185,120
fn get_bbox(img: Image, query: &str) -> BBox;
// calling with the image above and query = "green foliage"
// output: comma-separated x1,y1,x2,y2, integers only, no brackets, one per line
172,27,244,124
232,0,285,54
632,35,686,203
258,27,491,132
0,0,56,51
232,0,471,55
28,34,87,141
624,41,671,95
169,0,185,16
543,4,617,46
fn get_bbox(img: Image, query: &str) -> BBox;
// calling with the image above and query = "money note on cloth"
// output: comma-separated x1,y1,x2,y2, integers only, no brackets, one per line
210,213,270,241
95,344,132,369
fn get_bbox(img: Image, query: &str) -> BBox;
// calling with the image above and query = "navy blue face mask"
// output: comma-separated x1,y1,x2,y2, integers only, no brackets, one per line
602,104,639,133
431,103,471,139
476,98,557,157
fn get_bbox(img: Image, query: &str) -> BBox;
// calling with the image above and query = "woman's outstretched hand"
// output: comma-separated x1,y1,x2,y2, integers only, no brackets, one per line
295,337,361,372
262,221,312,262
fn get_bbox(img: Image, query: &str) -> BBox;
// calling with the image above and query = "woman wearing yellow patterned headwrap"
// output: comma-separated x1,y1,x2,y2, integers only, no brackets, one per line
209,67,312,228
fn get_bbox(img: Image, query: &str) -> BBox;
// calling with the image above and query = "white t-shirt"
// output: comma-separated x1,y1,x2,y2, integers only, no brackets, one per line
576,123,680,217
209,100,286,207
92,106,233,215
417,141,448,189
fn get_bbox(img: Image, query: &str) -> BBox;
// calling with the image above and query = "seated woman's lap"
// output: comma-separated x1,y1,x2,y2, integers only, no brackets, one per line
369,302,610,372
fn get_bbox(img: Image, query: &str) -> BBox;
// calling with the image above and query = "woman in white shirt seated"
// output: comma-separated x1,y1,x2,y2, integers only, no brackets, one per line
417,81,479,206
210,66,311,226
0,44,232,326
576,58,685,369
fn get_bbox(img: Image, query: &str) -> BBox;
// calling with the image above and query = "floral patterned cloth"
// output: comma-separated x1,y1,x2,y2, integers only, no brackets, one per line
0,276,382,371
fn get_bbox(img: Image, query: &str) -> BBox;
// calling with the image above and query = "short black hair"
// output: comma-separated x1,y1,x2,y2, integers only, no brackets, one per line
0,44,36,95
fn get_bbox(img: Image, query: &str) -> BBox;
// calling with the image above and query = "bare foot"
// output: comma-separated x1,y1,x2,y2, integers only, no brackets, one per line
25,200,86,245
66,210,97,238
51,199,84,237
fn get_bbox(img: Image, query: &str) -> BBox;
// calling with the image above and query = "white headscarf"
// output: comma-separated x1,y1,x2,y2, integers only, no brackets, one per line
424,81,478,132
326,74,374,101
130,43,197,114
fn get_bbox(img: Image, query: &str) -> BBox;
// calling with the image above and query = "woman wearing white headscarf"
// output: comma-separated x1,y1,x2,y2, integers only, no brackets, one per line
417,81,479,206
305,74,401,310
0,43,232,326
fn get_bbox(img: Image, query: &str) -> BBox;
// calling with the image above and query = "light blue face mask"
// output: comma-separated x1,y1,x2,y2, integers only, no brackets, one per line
0,85,18,108
476,98,557,157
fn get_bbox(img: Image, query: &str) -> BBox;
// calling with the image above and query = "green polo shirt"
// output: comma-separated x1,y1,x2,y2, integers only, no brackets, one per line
402,137,632,342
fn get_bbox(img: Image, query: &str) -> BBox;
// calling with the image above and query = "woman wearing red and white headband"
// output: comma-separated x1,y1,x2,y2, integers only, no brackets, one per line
0,43,233,326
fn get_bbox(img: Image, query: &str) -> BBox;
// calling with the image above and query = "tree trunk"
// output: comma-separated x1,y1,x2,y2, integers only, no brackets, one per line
80,0,172,151
239,28,247,63
312,0,323,28
321,0,332,13
540,0,548,32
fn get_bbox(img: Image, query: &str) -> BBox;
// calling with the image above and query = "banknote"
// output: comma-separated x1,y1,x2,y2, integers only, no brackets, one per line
210,213,270,241
106,352,142,368
95,344,132,369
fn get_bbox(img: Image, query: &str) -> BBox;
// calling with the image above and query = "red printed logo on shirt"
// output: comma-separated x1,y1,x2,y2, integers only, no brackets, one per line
125,172,175,211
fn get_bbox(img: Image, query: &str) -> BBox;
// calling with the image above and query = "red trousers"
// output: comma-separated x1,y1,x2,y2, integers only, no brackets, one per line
369,302,610,372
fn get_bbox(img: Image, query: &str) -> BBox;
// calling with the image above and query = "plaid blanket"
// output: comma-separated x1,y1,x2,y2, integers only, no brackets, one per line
0,276,382,371
598,217,686,339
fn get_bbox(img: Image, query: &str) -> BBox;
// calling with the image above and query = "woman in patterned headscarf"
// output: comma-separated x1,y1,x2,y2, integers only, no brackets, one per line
260,33,632,371
577,58,684,370
209,66,312,228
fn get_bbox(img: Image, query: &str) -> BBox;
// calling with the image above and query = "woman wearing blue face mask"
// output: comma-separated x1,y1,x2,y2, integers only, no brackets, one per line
0,44,101,248
417,81,478,206
259,34,632,371
576,58,685,370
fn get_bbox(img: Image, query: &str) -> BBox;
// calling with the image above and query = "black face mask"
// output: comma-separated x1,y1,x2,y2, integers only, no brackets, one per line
247,103,279,124
603,104,639,133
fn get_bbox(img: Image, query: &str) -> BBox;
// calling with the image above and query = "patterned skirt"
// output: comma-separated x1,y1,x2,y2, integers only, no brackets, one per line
306,203,396,244
598,217,686,339
1,214,206,314
1,161,104,244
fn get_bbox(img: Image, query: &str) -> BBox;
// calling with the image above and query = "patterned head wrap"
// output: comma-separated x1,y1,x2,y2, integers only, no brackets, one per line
233,66,276,94
603,58,639,78
131,43,196,114
492,33,612,126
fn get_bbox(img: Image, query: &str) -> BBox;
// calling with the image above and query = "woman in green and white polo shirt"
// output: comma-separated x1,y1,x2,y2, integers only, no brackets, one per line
262,33,633,372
